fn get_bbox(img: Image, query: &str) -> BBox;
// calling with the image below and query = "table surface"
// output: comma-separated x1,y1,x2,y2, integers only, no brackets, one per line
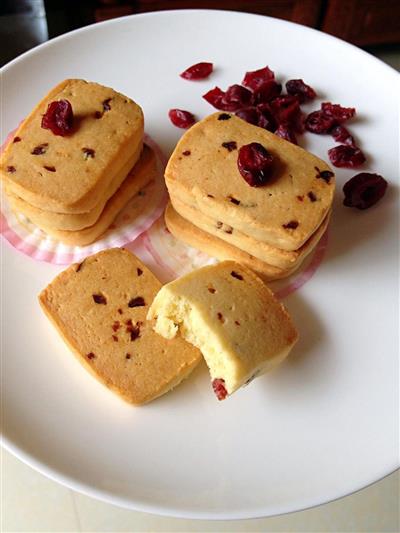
1,12,399,533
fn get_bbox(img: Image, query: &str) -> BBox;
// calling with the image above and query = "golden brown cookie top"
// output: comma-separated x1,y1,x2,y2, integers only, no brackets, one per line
1,79,143,213
165,112,335,251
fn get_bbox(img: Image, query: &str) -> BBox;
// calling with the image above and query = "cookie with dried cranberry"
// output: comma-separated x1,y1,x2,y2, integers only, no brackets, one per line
147,260,298,400
170,196,330,270
0,79,143,213
164,202,299,281
39,248,201,405
6,145,157,245
165,112,335,251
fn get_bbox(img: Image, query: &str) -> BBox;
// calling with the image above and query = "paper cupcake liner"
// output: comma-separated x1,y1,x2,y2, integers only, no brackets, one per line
139,214,329,298
1,133,168,264
2,125,328,297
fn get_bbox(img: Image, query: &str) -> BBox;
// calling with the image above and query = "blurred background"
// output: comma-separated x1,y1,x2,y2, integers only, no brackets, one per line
0,0,400,68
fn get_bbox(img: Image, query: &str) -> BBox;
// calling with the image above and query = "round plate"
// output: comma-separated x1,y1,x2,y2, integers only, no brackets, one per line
1,9,398,520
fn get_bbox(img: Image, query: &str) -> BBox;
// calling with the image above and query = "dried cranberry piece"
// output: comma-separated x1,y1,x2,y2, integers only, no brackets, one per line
321,102,356,123
7,166,16,173
256,104,277,132
242,66,275,91
305,110,336,134
275,124,297,144
218,113,231,121
269,96,300,127
180,62,213,80
212,378,228,400
128,296,145,307
13,136,21,143
330,125,355,146
252,80,282,105
222,84,252,111
286,79,316,103
41,99,73,136
31,143,48,155
237,142,274,187
328,145,366,168
343,173,388,209
235,107,259,126
222,141,237,152
293,109,306,133
283,220,299,229
168,109,196,128
203,87,226,109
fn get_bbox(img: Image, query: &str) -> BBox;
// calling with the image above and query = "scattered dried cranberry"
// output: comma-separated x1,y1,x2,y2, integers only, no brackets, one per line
41,99,73,136
43,165,56,172
256,104,277,132
204,85,252,112
13,136,21,143
286,79,316,103
218,113,231,120
222,84,252,111
237,142,274,187
230,271,243,280
137,268,143,276
343,173,388,209
252,80,282,105
269,96,300,127
242,66,275,91
168,109,196,128
235,107,259,126
275,124,297,145
321,102,355,123
305,110,336,134
203,87,226,109
7,166,16,173
328,145,366,168
330,125,355,146
182,150,191,156
212,378,228,400
180,62,213,80
87,352,96,360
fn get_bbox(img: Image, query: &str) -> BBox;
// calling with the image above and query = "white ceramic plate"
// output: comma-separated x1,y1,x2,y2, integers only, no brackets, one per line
1,10,399,520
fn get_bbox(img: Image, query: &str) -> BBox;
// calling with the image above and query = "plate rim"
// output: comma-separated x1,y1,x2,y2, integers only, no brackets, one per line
1,8,399,520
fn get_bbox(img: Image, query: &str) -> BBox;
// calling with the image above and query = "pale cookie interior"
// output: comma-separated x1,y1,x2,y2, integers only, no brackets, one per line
148,261,298,397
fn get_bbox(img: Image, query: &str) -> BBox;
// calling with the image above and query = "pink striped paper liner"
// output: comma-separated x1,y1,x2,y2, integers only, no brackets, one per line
1,133,168,264
141,214,329,298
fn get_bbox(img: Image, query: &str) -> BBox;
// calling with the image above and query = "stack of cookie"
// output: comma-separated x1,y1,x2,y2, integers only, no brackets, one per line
164,113,335,281
0,79,155,246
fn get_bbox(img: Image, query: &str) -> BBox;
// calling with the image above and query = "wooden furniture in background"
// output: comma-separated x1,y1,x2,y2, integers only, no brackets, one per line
44,0,400,47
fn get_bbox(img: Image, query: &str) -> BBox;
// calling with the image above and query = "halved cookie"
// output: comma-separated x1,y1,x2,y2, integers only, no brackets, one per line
147,260,298,399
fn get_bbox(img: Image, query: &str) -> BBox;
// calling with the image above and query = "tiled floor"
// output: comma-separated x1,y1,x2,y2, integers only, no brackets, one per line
1,9,399,533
